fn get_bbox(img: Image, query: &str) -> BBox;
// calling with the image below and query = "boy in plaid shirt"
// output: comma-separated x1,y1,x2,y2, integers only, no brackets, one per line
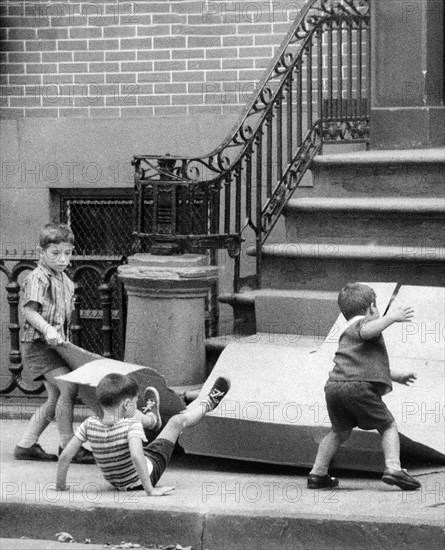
14,223,93,464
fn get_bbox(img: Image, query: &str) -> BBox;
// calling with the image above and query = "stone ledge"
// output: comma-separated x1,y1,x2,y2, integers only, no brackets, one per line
249,243,445,263
314,147,445,166
286,197,445,213
219,289,339,305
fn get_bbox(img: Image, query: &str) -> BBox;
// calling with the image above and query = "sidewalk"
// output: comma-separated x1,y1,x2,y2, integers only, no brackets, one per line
1,416,444,550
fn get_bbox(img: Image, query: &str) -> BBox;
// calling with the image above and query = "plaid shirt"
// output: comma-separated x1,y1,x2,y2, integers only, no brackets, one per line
21,260,74,343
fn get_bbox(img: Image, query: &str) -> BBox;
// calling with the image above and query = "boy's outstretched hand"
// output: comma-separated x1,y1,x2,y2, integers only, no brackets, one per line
148,486,175,496
392,372,417,386
389,304,414,323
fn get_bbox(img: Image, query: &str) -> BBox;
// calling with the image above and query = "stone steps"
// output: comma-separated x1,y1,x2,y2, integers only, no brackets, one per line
285,197,445,245
250,242,445,291
307,148,445,198
212,148,445,360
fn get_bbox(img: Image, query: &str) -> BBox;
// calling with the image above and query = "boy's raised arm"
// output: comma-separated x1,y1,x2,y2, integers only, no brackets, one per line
360,304,414,340
56,436,84,490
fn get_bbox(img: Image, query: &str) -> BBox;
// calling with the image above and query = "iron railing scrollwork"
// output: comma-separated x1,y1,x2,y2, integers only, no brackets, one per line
132,0,370,291
0,257,125,396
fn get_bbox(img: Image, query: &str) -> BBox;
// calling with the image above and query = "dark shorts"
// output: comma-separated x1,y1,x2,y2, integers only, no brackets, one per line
325,380,395,432
144,438,175,487
21,340,69,381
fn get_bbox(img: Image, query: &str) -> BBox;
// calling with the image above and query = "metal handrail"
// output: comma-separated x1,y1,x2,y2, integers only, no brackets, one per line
132,0,370,291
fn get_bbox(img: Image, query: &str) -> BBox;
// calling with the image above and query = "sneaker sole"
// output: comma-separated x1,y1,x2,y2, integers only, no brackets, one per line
307,480,339,489
382,475,420,490
143,387,160,408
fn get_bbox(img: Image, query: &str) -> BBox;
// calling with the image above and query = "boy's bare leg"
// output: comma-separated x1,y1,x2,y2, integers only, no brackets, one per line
378,421,401,470
308,429,351,485
45,367,78,448
15,381,59,460
378,421,421,490
155,377,230,445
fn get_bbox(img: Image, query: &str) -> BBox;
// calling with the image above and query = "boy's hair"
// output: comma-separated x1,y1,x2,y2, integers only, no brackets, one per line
96,373,139,408
39,223,75,249
338,283,376,320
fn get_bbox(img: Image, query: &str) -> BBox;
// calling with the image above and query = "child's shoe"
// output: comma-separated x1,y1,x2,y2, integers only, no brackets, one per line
207,377,231,408
382,468,421,490
307,474,339,489
14,443,58,462
142,386,162,430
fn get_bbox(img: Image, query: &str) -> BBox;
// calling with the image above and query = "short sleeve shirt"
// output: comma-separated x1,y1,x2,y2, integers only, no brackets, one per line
75,416,149,491
328,317,393,394
21,261,74,342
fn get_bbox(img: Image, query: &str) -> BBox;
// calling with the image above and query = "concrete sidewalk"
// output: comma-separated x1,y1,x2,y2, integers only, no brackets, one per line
1,416,444,550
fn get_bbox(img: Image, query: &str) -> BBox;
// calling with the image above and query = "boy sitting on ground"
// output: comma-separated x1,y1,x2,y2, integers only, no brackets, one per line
56,373,230,495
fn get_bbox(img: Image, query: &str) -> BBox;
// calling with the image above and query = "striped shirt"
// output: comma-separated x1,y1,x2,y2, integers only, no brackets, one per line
21,260,74,342
75,416,151,491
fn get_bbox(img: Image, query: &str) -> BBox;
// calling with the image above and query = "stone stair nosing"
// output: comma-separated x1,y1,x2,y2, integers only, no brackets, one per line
284,197,445,245
308,148,445,198
249,242,445,291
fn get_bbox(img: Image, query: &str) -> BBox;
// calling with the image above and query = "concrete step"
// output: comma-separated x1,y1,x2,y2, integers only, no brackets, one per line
249,242,445,291
308,148,445,198
285,197,445,245
218,288,339,335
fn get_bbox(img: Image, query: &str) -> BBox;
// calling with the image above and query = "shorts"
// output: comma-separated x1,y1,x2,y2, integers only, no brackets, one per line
21,340,69,381
144,438,175,487
324,380,395,432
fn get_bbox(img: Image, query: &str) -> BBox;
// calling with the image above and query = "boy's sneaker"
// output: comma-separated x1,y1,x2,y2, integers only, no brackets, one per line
142,386,162,430
207,377,231,408
14,443,58,462
307,474,339,489
382,468,421,490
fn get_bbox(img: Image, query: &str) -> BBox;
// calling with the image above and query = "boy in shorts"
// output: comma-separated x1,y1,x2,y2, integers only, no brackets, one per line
307,282,421,491
14,223,93,463
56,374,231,495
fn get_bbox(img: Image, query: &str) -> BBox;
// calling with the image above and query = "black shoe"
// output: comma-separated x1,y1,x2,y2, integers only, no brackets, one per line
382,468,421,490
207,377,231,408
59,445,95,464
14,443,58,462
307,474,339,489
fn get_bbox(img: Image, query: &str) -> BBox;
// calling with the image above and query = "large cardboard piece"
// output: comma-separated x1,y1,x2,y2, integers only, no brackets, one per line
180,284,445,471
56,342,186,429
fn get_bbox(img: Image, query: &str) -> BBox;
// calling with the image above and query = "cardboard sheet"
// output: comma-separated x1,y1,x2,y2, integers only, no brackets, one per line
180,283,445,470
56,342,186,427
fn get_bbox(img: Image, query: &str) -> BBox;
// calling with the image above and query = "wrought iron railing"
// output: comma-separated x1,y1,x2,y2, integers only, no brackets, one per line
0,256,125,396
132,0,370,291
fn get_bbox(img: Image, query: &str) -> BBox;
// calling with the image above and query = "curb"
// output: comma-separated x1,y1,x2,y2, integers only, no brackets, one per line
1,502,444,550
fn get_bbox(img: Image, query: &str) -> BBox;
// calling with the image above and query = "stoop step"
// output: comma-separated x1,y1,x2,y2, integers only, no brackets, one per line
309,148,445,198
206,289,339,369
285,197,445,245
248,242,445,291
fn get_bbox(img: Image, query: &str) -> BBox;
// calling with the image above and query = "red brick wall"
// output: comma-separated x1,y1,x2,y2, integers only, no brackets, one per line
1,1,304,118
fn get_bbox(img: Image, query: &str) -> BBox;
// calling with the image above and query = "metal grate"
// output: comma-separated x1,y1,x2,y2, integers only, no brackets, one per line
64,199,134,256
60,196,132,358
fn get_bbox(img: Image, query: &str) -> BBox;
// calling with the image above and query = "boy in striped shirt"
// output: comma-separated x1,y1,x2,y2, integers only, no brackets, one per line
56,373,230,495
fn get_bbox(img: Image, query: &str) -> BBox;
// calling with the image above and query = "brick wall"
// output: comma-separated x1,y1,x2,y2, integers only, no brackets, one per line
0,0,304,118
